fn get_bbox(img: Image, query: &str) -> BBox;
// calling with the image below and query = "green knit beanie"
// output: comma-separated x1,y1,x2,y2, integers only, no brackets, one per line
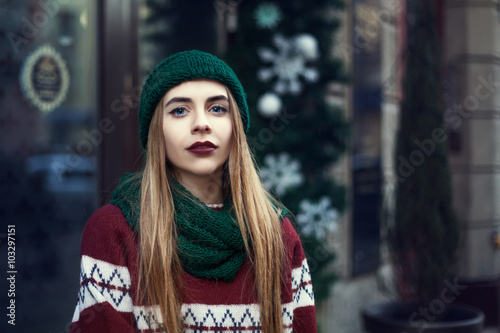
139,50,249,150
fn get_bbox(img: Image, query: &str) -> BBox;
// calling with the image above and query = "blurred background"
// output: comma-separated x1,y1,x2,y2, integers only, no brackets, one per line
0,0,499,332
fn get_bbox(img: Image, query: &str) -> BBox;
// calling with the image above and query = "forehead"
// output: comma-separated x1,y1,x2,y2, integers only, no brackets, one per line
163,79,227,99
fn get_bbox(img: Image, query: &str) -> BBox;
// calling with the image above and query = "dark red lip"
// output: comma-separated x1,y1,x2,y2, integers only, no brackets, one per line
186,141,217,155
187,141,217,149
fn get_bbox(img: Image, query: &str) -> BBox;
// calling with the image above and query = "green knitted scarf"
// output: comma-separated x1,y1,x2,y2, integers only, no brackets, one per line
109,172,247,282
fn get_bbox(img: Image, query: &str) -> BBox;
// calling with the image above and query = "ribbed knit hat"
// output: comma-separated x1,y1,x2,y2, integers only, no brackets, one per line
139,50,249,150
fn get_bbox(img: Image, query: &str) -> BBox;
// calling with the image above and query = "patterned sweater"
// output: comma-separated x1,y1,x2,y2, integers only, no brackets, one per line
70,204,317,332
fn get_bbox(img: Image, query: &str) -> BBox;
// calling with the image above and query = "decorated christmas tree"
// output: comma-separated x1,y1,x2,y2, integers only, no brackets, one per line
223,0,349,303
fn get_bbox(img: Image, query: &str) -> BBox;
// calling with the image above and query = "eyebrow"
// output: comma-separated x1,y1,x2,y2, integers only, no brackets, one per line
164,95,229,109
164,97,191,109
207,95,228,103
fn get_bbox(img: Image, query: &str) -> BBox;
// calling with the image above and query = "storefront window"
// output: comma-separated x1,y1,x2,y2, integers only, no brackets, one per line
0,0,97,330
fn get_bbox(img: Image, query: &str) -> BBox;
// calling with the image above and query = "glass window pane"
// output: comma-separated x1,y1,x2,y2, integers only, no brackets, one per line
0,1,98,330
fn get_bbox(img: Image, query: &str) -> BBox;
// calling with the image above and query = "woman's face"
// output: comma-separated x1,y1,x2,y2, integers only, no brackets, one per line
162,79,233,183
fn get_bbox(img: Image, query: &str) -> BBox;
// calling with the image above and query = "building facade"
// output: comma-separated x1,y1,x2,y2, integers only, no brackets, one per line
444,0,500,326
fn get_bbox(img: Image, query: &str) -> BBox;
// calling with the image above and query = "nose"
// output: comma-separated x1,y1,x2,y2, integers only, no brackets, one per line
191,109,212,134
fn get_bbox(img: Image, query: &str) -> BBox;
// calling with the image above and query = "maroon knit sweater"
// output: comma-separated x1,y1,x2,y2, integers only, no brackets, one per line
70,204,317,332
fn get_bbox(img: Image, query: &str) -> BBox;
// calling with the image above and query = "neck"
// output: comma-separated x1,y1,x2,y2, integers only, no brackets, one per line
175,171,224,205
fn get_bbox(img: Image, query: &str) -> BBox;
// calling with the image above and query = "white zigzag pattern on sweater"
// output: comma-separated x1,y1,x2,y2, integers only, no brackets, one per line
72,255,314,331
292,258,315,307
134,302,295,332
72,255,133,323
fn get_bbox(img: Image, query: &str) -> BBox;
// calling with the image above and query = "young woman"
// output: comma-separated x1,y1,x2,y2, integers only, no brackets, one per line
70,50,317,333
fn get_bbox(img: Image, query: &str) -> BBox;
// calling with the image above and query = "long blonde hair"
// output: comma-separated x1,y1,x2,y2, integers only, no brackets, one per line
137,87,286,332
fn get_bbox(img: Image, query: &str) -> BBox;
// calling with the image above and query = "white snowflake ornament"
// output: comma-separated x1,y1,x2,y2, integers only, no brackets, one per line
257,92,282,117
257,34,319,95
259,153,304,196
254,3,282,29
294,34,319,60
296,197,339,239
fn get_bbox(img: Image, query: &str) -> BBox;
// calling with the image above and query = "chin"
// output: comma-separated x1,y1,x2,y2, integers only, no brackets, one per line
185,166,223,178
195,169,222,177
174,161,226,180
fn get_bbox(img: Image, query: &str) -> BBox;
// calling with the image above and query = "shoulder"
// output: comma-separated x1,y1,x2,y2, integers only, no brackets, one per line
280,216,308,268
281,216,301,246
82,204,134,243
80,204,138,267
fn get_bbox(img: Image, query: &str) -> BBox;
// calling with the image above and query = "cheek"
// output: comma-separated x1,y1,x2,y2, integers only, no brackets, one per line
163,122,180,156
162,123,170,150
163,133,183,168
221,123,233,152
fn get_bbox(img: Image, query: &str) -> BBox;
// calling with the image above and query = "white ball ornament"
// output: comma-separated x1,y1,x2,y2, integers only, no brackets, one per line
257,93,282,117
294,34,319,60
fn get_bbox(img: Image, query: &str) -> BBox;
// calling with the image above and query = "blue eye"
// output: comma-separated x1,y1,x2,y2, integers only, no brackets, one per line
210,105,228,115
170,107,187,117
